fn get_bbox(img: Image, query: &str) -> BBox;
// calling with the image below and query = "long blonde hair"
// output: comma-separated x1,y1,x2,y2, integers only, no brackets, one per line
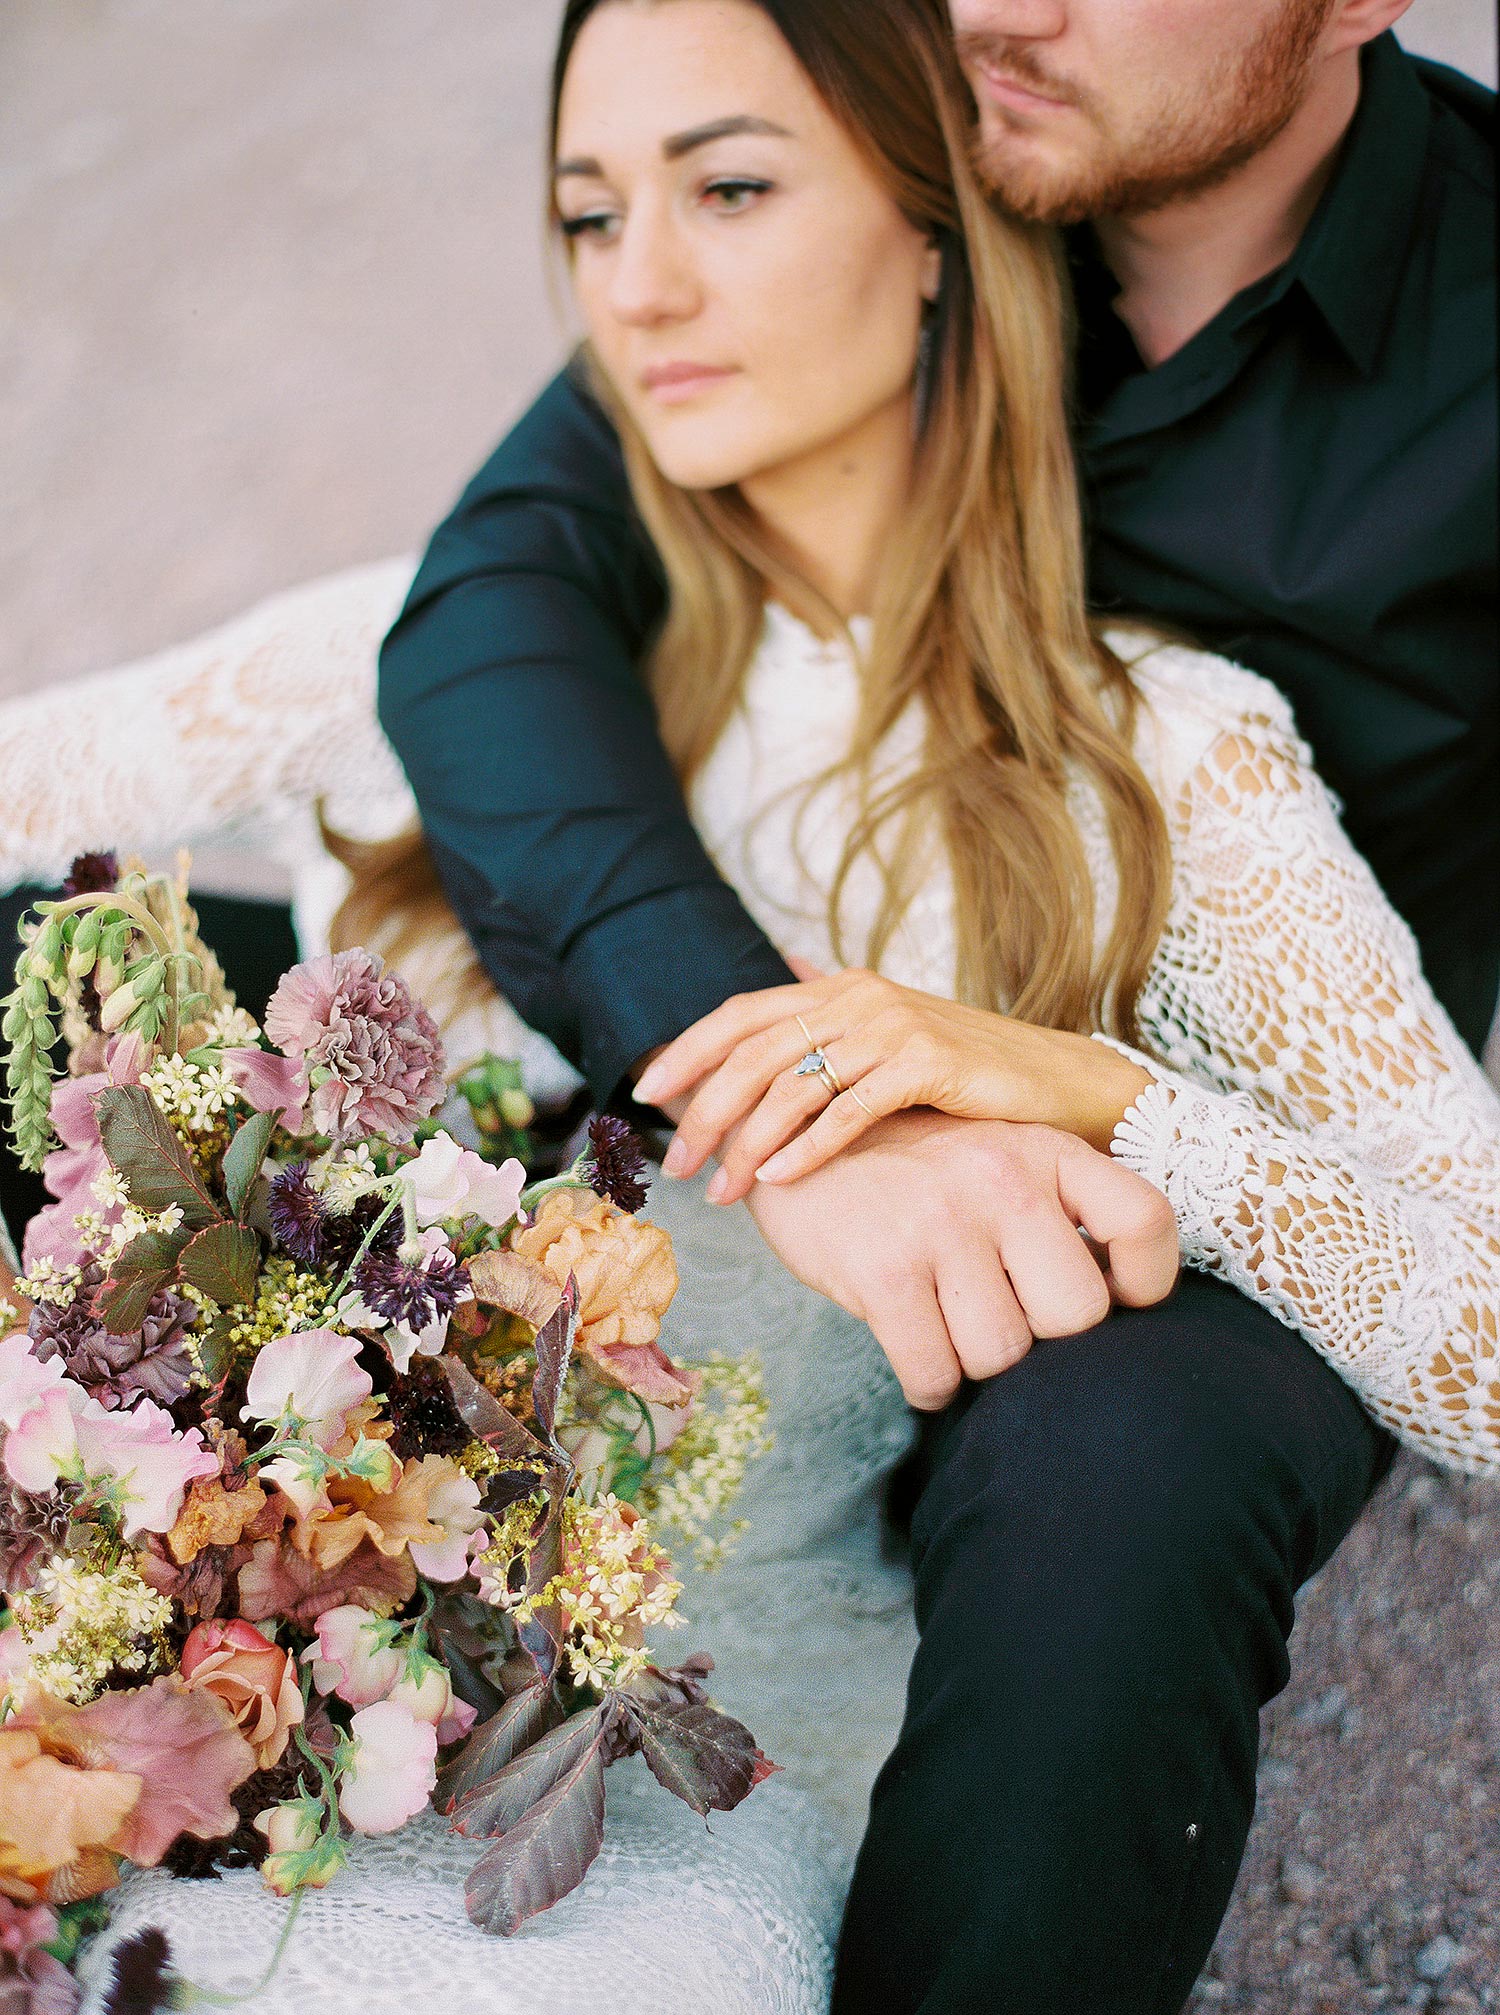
335,0,1171,1043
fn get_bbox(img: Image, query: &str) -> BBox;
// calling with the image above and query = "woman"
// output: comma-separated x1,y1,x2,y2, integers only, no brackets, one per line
2,0,1495,2010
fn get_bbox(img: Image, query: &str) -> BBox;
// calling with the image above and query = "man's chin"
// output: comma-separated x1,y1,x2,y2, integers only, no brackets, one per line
973,136,1103,227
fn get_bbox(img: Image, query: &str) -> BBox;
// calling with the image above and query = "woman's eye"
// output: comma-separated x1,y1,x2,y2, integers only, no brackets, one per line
702,178,772,215
559,210,621,242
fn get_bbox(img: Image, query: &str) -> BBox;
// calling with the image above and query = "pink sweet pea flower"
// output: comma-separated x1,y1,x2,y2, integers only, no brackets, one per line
386,1660,477,1747
407,1468,485,1583
222,1047,309,1131
73,1398,219,1539
405,1133,526,1232
0,1337,67,1432
337,1700,438,1834
242,1329,373,1449
21,1034,146,1272
2,1383,92,1495
302,1606,404,1707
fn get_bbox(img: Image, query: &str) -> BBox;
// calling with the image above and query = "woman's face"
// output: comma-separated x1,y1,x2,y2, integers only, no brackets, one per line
555,0,941,494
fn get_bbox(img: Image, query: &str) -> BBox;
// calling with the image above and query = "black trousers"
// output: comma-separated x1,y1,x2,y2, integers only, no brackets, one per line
833,1269,1395,2015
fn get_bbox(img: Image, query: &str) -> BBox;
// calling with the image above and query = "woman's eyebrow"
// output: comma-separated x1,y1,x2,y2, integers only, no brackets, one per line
662,115,793,159
554,114,793,181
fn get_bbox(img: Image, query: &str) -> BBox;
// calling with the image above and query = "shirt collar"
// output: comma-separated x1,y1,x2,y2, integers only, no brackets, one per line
1288,32,1434,376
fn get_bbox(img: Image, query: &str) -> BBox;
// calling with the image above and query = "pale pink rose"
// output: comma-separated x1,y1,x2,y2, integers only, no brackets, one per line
337,1700,438,1834
179,1619,304,1769
386,1662,476,1747
73,1398,220,1539
0,1338,67,1433
21,1035,145,1272
242,1329,373,1448
255,1802,319,1856
254,1801,343,1898
302,1606,403,1707
222,1047,309,1130
406,1468,484,1583
406,1133,526,1232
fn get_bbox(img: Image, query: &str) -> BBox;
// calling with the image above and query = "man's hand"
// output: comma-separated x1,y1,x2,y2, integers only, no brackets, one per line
726,1107,1180,1412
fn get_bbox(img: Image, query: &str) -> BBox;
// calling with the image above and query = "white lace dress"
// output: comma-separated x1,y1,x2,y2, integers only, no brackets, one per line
1,561,1496,2015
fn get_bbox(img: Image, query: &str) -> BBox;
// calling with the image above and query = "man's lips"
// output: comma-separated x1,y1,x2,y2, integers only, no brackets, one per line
972,60,1074,116
639,362,740,404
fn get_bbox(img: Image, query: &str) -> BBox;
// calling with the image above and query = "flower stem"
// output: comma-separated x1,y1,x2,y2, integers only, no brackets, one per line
182,1889,307,2008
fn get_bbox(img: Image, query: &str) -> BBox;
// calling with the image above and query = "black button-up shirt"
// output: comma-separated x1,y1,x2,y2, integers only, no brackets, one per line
379,34,1497,1104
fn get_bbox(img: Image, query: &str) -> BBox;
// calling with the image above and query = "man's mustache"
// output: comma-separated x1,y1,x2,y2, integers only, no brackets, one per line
952,34,1090,116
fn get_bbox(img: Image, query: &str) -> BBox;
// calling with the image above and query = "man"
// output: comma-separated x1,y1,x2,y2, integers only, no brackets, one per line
380,3,1494,2007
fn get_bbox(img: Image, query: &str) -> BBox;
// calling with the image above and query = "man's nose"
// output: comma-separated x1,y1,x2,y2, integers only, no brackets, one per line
607,205,701,329
949,0,1067,40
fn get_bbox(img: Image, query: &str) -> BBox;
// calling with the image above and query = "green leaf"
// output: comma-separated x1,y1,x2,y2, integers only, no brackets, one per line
99,1228,191,1330
436,1683,564,1811
177,1220,261,1307
222,1109,278,1220
95,1083,222,1228
614,1696,770,1818
461,1727,608,1936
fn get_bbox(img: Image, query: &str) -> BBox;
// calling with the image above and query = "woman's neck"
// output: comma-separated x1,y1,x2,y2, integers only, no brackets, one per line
737,391,915,624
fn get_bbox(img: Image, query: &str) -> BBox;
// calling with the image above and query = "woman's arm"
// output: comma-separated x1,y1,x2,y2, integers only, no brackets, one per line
0,558,417,899
1095,712,1500,1477
376,364,794,1108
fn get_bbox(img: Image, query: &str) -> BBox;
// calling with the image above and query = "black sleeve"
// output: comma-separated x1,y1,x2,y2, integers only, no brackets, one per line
377,360,794,1109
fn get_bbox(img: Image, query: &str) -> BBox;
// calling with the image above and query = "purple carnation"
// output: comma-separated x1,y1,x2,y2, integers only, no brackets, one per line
352,1243,464,1334
583,1113,651,1213
263,949,446,1143
28,1274,196,1411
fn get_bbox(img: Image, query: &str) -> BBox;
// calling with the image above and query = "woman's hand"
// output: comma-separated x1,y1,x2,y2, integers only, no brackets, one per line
632,958,1153,1205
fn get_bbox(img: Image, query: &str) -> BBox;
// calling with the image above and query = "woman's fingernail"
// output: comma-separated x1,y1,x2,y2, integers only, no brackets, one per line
756,1154,789,1183
633,1069,664,1104
662,1136,690,1177
706,1168,729,1203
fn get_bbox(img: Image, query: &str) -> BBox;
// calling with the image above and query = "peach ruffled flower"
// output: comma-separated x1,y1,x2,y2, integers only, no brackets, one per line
179,1619,304,1769
0,1728,139,1907
507,1189,698,1409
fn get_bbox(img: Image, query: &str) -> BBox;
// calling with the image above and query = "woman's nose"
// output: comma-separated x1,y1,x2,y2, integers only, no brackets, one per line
606,207,702,329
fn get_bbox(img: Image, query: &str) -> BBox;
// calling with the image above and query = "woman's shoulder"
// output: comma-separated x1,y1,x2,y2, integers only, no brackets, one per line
1100,623,1312,801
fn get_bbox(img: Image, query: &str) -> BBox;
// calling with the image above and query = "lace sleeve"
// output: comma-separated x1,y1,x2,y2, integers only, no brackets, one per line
0,558,419,889
1101,697,1500,1477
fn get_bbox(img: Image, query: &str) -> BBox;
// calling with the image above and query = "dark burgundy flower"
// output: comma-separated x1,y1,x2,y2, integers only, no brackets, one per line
266,1162,330,1265
61,851,120,899
100,1928,179,2015
383,1353,471,1462
352,1244,463,1334
583,1114,651,1213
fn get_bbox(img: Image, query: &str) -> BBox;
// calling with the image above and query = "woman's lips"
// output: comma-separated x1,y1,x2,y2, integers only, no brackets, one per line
639,362,740,405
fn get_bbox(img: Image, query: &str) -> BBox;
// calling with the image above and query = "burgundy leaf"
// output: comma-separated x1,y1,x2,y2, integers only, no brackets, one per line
450,1704,608,1841
98,1227,190,1330
614,1697,773,1818
436,1682,564,1811
439,1354,554,1468
462,1738,608,1936
531,1273,579,1450
176,1221,260,1308
96,1084,222,1228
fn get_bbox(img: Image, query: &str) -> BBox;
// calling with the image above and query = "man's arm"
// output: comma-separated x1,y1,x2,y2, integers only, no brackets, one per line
377,361,793,1109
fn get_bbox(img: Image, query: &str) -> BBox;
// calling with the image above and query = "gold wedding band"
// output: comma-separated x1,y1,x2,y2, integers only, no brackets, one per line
850,1085,876,1119
795,1012,817,1050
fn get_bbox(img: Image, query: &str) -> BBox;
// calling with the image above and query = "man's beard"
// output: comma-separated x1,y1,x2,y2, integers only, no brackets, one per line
960,0,1333,225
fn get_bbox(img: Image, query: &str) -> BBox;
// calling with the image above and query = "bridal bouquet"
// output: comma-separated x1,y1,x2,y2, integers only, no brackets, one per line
0,854,771,1998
